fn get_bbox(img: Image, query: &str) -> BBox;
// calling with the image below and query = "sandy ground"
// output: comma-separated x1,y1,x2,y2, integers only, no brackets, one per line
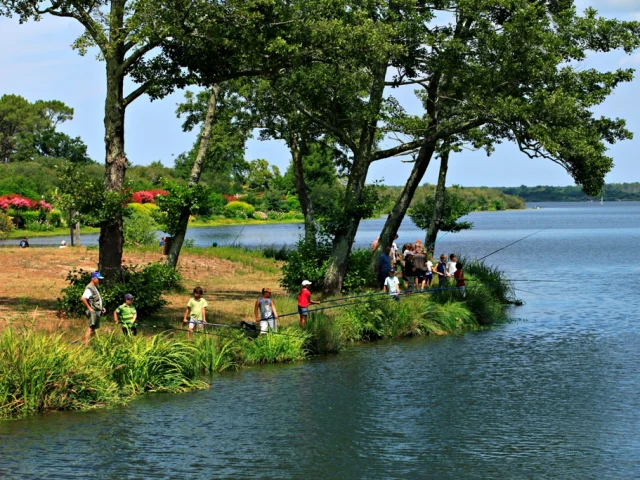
0,246,293,334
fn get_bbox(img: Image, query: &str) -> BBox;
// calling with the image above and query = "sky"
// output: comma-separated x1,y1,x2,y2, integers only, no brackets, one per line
0,0,639,187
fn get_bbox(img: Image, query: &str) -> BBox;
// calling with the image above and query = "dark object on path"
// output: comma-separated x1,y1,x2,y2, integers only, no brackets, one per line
239,321,259,338
19,237,29,248
163,237,172,255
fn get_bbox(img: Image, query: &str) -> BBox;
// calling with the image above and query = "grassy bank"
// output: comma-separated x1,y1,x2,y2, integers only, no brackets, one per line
0,246,513,419
5,226,99,240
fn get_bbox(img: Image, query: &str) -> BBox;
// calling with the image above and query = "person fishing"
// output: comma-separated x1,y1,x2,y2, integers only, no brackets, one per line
183,286,208,336
298,280,320,329
81,271,106,346
254,287,279,334
114,293,138,336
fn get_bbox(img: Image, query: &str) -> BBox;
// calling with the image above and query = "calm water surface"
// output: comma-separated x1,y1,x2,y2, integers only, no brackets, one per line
1,202,639,479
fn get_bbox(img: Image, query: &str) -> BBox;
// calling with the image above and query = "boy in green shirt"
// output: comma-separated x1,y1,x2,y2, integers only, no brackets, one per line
114,293,138,336
183,286,208,336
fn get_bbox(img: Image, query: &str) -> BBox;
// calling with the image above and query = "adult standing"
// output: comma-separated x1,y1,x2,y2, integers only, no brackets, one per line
254,287,279,334
377,246,393,289
403,252,416,292
412,247,427,290
390,234,400,267
81,272,106,346
434,254,449,288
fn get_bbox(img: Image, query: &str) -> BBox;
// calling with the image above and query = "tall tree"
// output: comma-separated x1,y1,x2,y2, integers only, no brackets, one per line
0,0,193,278
373,1,640,260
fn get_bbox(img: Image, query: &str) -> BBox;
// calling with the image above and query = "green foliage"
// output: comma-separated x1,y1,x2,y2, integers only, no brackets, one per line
123,212,158,247
260,244,292,261
57,263,182,318
208,193,226,215
239,331,308,364
0,211,15,239
262,189,287,212
499,183,640,202
155,181,211,236
410,187,474,233
304,313,345,355
281,240,374,293
0,328,122,418
223,201,255,218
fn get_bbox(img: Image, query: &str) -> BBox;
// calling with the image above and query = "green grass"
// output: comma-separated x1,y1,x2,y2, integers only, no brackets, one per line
5,226,99,240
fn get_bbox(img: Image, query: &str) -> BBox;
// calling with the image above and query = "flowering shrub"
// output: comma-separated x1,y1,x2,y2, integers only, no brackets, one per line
131,190,167,204
222,194,237,203
39,200,52,212
0,194,37,211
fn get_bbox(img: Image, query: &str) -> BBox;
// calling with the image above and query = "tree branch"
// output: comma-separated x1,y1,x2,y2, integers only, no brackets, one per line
279,91,359,154
124,80,152,108
123,39,163,73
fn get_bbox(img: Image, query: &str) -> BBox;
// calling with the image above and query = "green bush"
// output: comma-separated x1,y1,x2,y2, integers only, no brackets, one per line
224,201,255,218
47,209,63,227
260,244,291,261
267,211,284,220
285,195,301,212
281,240,374,294
0,211,14,239
57,263,182,318
208,193,226,215
304,313,345,355
127,202,160,216
13,210,42,225
124,211,158,246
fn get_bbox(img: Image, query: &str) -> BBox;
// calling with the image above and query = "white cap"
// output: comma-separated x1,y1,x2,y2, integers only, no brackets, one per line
301,280,312,286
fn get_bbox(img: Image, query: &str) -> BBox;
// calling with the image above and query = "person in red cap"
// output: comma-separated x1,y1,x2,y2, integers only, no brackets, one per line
297,280,320,329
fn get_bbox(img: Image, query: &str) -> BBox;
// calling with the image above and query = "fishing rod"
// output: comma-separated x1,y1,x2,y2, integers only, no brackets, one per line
230,225,246,247
476,228,548,261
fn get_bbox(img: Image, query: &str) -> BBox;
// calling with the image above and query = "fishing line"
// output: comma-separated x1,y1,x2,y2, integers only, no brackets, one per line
230,225,246,247
476,228,548,261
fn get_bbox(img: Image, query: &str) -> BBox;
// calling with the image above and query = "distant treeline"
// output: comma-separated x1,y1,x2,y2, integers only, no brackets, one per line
496,183,640,202
379,185,526,212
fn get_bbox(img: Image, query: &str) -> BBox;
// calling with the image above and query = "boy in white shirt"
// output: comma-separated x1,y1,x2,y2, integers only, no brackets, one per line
447,253,458,277
383,269,401,301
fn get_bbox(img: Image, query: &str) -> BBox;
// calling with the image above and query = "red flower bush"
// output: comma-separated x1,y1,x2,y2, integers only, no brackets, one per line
0,194,37,211
222,194,237,203
131,190,167,204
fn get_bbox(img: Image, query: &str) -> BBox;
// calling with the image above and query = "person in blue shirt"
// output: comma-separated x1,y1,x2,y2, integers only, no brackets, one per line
377,246,392,289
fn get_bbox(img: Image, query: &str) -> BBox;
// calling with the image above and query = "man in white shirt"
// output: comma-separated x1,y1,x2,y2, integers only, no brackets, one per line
81,272,106,345
383,269,401,301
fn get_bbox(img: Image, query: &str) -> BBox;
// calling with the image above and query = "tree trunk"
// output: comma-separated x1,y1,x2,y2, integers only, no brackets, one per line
68,210,75,247
75,221,81,247
167,84,221,269
372,140,438,269
322,63,388,295
290,135,316,245
98,56,126,280
425,149,450,255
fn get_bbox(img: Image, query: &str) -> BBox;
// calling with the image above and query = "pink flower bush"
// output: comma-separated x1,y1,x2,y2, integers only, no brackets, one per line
0,194,37,211
131,189,167,204
39,200,52,212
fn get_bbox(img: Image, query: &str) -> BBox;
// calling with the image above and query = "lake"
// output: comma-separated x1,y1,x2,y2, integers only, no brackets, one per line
1,201,639,479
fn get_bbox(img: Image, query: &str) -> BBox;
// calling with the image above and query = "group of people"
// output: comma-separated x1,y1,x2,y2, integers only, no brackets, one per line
81,270,320,344
376,236,466,300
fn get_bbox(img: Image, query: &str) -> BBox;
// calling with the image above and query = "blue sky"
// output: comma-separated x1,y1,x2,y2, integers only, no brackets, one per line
1,0,638,187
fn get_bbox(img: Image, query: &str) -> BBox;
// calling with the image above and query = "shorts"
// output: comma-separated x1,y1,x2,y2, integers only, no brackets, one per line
416,271,426,282
298,306,309,316
122,325,138,336
188,319,204,331
86,310,101,329
404,276,415,288
260,316,277,333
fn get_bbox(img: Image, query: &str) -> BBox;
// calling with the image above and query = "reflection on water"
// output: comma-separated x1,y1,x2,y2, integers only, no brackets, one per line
1,202,640,479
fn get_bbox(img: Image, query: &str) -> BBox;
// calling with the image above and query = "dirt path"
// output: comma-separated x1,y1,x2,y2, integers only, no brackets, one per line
0,247,290,332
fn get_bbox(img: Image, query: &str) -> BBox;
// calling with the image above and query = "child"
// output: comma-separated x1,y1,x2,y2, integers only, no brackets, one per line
254,287,279,334
183,286,208,335
424,253,434,288
383,269,401,301
403,252,416,292
447,253,458,277
114,293,137,336
454,262,466,297
298,280,320,329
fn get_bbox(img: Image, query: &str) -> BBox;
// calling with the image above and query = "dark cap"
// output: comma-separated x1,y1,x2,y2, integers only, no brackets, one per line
124,293,134,300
